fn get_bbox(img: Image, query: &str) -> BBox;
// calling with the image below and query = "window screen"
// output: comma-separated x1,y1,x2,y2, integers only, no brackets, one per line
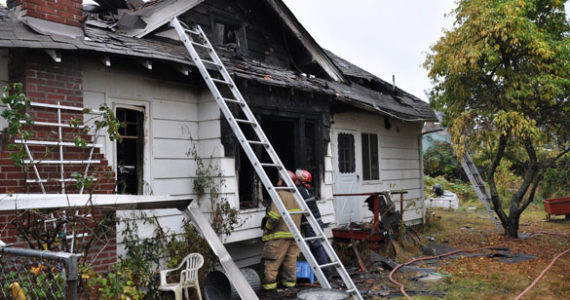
338,133,355,173
362,133,379,180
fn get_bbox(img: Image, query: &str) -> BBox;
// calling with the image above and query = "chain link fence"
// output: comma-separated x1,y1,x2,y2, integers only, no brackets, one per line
0,247,80,300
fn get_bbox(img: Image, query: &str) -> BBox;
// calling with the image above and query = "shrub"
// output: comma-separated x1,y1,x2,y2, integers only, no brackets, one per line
424,139,465,181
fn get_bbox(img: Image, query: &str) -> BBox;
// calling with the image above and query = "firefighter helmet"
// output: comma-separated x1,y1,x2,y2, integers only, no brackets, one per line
295,169,312,182
282,170,297,182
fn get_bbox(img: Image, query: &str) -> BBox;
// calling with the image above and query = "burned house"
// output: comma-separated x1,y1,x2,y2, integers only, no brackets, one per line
0,0,435,266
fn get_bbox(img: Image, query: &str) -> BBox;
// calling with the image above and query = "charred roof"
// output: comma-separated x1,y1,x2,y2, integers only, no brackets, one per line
0,1,435,121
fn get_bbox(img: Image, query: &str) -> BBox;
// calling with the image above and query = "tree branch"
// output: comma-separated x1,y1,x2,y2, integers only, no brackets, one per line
512,137,539,216
520,171,542,213
544,146,570,170
487,133,509,223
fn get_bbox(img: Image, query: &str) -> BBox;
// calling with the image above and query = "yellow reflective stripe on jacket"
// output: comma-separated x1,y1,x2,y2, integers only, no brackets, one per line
267,210,280,220
265,222,274,230
262,231,294,241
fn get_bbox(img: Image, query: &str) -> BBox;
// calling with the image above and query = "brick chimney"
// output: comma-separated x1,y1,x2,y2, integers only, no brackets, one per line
8,0,83,27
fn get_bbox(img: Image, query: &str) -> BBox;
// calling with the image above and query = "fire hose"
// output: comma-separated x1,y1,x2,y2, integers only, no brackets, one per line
389,240,570,300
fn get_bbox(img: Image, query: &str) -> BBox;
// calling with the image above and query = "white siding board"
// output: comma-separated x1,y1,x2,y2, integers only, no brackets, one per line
153,100,197,122
197,140,225,158
381,170,421,180
219,158,236,176
153,178,193,195
380,179,423,191
380,135,419,148
153,159,196,179
381,159,420,170
153,119,197,140
197,99,220,121
153,82,196,103
381,148,421,160
198,119,221,139
153,139,194,159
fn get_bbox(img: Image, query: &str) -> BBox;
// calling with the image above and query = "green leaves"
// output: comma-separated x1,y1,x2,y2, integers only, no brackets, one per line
425,0,570,236
1,83,34,169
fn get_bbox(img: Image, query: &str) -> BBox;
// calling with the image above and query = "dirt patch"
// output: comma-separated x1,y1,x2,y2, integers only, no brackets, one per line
260,205,569,299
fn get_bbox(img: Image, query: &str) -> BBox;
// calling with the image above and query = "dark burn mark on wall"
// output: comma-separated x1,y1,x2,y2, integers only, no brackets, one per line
221,81,331,208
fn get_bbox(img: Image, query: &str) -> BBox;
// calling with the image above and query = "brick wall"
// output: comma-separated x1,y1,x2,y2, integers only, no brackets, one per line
1,49,118,277
2,49,116,194
7,0,83,27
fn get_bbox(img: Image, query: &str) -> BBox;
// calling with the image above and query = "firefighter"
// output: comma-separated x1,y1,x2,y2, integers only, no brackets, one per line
294,169,333,280
262,170,302,290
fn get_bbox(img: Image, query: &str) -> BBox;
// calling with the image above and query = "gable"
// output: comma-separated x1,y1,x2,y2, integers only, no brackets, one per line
177,0,343,81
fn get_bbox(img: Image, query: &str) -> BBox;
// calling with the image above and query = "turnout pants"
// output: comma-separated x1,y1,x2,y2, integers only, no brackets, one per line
302,221,333,280
262,238,300,289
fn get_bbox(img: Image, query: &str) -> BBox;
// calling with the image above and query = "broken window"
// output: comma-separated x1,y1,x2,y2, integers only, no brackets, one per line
116,107,144,195
362,133,379,180
214,22,240,46
338,133,355,173
212,17,246,52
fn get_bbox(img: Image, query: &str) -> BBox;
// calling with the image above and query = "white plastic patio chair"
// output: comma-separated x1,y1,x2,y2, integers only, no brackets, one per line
159,253,204,300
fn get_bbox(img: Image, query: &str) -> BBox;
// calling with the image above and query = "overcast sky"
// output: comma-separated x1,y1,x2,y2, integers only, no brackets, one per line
282,0,456,101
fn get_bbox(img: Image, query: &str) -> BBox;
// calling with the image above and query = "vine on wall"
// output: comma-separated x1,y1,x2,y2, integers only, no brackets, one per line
189,144,244,236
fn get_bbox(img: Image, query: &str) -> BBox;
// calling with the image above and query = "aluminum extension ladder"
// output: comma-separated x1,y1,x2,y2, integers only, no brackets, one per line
171,18,363,299
434,112,503,234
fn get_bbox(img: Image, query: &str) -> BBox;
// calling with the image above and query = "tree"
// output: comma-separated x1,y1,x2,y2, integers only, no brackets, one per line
425,0,570,237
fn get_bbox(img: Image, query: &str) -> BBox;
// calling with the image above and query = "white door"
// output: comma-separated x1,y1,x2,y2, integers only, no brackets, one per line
333,130,360,225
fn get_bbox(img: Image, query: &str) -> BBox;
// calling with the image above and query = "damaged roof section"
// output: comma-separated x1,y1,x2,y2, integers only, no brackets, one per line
0,1,435,121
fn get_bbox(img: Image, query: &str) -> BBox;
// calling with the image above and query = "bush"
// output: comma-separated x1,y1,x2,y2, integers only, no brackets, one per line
424,139,465,181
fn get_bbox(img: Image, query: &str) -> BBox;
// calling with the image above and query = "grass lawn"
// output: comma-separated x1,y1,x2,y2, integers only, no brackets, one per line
386,204,570,300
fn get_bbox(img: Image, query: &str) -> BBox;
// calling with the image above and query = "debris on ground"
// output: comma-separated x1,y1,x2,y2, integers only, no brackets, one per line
370,251,436,273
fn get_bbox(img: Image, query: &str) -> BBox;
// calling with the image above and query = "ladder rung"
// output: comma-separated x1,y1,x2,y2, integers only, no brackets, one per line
304,235,324,242
260,163,281,168
184,29,200,35
202,60,222,67
235,118,256,124
288,210,308,215
223,98,244,105
346,288,357,294
319,261,340,269
247,140,267,146
191,41,211,49
274,186,295,192
211,78,232,85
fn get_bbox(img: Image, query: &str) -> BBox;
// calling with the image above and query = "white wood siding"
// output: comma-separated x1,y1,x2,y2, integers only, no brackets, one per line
81,59,270,254
331,111,424,224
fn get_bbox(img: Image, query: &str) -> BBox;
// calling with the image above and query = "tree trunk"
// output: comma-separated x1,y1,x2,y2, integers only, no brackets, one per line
504,215,520,238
